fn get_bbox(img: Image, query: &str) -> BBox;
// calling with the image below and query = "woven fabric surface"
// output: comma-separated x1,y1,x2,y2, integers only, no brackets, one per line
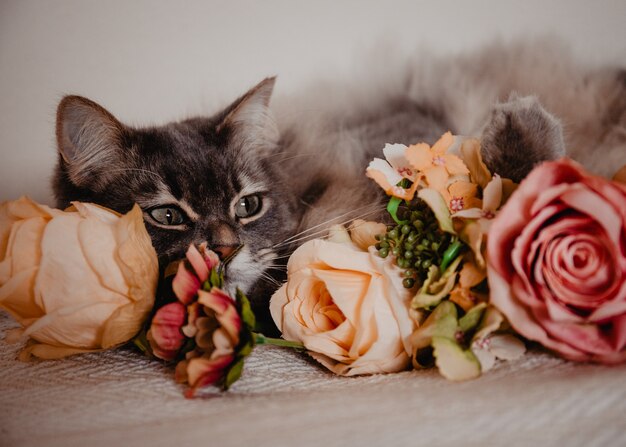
1,311,625,447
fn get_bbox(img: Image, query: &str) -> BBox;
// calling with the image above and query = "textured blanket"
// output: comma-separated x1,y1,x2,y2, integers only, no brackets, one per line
1,311,624,447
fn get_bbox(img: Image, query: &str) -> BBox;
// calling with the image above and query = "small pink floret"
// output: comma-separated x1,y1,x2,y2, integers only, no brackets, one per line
148,302,187,361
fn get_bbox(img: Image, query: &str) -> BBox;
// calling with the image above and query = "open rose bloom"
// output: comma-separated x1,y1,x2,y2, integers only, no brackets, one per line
270,226,415,376
488,159,626,363
0,197,157,360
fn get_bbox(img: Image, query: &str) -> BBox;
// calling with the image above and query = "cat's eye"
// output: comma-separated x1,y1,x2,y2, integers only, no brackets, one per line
148,206,186,226
235,194,262,219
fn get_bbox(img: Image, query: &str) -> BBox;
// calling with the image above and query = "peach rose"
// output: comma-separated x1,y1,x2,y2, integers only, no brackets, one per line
0,197,157,360
270,237,415,375
487,159,626,363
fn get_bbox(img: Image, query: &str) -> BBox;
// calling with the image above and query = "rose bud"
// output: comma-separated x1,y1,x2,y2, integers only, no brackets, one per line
0,197,158,360
147,302,187,361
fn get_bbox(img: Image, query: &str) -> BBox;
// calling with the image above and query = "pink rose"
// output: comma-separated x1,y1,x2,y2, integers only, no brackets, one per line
270,238,414,376
487,159,626,363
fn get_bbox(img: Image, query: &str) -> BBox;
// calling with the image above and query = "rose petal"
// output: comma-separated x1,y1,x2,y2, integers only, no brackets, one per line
312,268,369,324
172,262,201,305
185,354,234,394
186,244,210,283
198,243,220,271
349,220,386,251
488,266,587,360
197,288,241,341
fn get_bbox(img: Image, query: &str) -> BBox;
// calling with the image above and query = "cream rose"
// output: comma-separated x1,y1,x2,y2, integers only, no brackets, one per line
0,197,158,360
270,237,415,376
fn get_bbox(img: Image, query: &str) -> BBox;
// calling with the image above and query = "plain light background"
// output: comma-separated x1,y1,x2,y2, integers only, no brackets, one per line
1,0,625,205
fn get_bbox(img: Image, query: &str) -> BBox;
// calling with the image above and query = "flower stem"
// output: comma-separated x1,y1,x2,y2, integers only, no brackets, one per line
440,239,464,273
254,333,305,350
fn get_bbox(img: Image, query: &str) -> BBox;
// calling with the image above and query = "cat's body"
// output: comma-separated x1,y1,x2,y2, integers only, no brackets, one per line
53,40,626,326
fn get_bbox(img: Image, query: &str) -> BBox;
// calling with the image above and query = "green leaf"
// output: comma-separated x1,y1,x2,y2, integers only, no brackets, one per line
238,340,254,357
458,303,487,333
412,265,459,310
410,301,458,351
132,329,150,355
236,289,256,331
432,336,481,381
440,239,464,273
223,357,245,390
209,268,223,289
387,196,408,225
417,188,455,234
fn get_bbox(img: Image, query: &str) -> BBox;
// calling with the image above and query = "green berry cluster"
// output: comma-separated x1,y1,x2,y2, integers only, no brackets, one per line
375,200,453,288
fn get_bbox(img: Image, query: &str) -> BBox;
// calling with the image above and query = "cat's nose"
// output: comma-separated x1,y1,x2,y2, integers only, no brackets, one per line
213,245,236,260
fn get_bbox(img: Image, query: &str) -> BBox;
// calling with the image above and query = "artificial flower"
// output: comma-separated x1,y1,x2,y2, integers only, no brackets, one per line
417,188,455,234
410,301,483,380
459,138,492,189
453,174,503,233
449,259,488,312
270,238,415,376
348,219,387,251
147,301,187,361
0,197,157,360
145,244,254,397
470,306,526,372
488,159,626,364
173,287,245,397
405,132,469,191
172,244,220,304
441,180,482,213
411,256,463,310
366,143,420,200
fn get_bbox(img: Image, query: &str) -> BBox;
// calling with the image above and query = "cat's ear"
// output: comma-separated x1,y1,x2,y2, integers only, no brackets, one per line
217,77,279,151
56,95,126,188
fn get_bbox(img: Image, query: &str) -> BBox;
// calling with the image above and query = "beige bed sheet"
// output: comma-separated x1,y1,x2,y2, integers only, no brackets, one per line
1,311,625,447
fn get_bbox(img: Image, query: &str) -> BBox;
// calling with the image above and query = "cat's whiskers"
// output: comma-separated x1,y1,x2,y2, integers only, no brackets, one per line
273,152,316,163
264,263,287,271
259,150,302,161
272,204,385,250
258,271,282,288
276,202,383,246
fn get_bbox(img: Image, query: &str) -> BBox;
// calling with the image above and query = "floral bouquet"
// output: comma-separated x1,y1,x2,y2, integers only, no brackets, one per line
270,132,626,378
1,131,625,396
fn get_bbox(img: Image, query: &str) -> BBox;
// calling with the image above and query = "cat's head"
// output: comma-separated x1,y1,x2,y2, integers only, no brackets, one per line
53,78,300,298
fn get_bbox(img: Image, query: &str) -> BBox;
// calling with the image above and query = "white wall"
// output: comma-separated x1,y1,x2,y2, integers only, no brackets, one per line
1,0,625,205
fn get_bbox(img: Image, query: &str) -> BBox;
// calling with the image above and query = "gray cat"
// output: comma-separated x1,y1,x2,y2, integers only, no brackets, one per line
52,41,626,326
